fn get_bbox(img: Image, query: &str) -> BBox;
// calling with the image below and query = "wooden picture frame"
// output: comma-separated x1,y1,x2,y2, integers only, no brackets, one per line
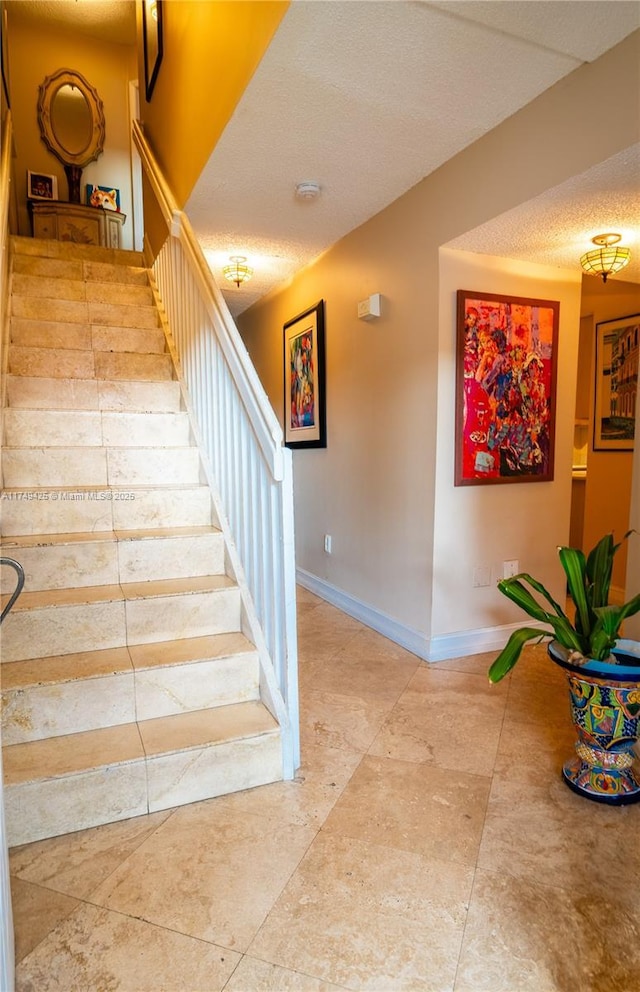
142,0,163,102
27,170,58,201
593,313,639,451
284,300,326,449
455,290,559,485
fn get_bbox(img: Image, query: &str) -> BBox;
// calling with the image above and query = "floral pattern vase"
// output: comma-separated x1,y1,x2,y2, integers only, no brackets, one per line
548,638,640,805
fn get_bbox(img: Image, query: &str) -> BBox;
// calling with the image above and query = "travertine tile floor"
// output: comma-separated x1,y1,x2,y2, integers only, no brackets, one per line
9,588,640,991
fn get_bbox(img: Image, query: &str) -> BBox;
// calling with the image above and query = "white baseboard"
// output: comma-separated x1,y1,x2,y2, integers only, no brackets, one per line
296,568,547,663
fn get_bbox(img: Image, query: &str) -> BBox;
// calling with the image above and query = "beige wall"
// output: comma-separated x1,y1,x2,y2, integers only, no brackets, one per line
6,18,137,249
239,31,640,649
137,0,288,210
434,250,581,638
625,401,640,639
579,279,640,590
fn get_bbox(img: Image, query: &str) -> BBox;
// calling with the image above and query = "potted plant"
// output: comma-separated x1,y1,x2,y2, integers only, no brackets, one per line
489,531,640,804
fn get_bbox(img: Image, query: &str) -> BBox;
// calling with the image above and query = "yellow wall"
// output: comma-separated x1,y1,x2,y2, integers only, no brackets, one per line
138,0,288,210
6,18,137,248
579,278,640,591
238,32,640,646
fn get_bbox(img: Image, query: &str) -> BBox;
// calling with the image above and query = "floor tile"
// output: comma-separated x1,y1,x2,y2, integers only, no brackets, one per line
477,775,640,914
16,902,240,992
322,754,491,867
10,809,172,900
369,666,508,776
299,688,394,753
224,956,348,991
454,867,640,992
249,832,474,991
209,743,363,829
10,877,79,964
89,802,316,952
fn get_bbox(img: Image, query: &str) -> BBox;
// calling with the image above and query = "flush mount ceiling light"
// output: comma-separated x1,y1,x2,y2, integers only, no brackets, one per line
295,181,321,200
580,233,631,283
223,256,253,288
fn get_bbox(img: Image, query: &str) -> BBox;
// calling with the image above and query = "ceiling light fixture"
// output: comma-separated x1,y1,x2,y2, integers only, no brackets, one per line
580,233,631,283
295,181,320,200
223,256,253,288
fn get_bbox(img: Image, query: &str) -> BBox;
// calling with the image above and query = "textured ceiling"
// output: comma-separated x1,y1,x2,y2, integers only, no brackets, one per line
8,1,640,314
8,0,136,47
185,0,640,316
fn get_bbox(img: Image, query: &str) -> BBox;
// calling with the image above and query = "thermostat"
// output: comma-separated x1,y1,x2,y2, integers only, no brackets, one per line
357,293,381,320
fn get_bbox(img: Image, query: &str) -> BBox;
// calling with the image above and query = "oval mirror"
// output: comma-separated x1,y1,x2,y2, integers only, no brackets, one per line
37,68,105,170
50,83,93,156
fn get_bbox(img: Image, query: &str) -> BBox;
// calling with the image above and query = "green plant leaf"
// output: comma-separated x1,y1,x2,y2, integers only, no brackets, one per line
488,627,548,683
586,533,614,609
498,575,584,652
558,546,591,637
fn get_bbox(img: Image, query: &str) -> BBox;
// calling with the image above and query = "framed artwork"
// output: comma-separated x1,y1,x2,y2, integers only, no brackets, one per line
142,0,163,102
86,184,121,212
455,290,559,485
284,300,326,449
1,4,10,109
27,170,58,200
593,313,639,451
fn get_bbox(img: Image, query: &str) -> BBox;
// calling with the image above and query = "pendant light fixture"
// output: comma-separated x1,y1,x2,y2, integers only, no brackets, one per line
223,256,253,288
580,233,631,283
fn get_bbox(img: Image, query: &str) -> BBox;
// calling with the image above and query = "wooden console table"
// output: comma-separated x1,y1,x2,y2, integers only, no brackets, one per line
29,201,126,249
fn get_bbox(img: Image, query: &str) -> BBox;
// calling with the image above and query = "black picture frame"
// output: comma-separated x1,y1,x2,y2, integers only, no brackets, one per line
284,300,326,449
593,313,639,451
142,0,163,102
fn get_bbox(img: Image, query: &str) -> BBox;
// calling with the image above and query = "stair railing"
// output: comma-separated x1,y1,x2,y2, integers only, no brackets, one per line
132,121,299,777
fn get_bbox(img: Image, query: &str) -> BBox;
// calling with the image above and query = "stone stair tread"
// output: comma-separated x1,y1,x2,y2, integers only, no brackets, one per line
1,647,133,690
3,574,236,612
1,633,256,691
128,632,257,671
11,235,144,266
5,376,181,412
1,524,220,549
3,701,279,786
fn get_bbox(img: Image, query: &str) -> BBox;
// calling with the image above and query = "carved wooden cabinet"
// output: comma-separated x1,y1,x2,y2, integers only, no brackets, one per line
29,201,125,249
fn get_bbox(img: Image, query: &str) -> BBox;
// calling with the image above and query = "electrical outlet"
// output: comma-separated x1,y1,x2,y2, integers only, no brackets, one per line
324,534,332,554
503,559,519,579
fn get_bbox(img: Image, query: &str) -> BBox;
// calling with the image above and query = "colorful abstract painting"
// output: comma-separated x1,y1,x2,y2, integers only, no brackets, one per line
455,291,559,485
284,301,326,448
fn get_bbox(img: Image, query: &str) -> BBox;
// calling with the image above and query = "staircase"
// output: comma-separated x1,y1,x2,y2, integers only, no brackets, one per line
0,236,283,847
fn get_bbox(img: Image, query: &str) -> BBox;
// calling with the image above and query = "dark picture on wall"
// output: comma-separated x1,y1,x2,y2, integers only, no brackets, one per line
284,300,326,449
594,313,639,451
142,0,163,102
455,290,559,485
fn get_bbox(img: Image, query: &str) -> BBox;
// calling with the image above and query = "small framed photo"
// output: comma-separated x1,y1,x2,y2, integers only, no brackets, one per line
27,170,58,200
284,300,326,449
455,289,559,485
594,313,639,451
86,184,121,212
143,0,163,102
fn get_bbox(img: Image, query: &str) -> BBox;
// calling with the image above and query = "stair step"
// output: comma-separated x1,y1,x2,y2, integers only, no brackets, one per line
11,235,144,267
6,376,181,411
3,702,281,846
12,253,149,286
0,484,213,536
10,317,166,355
1,633,259,744
0,526,224,591
2,444,201,487
11,274,154,308
0,575,241,663
11,295,160,330
3,409,191,447
8,346,174,380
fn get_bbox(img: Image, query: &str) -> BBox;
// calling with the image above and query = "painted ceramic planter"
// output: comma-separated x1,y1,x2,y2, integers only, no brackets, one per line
548,638,640,805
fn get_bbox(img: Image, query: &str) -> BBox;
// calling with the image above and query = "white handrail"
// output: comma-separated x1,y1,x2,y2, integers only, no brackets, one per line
132,121,299,777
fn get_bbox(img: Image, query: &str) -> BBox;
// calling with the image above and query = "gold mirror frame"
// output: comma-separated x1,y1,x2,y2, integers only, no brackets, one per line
37,68,105,169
